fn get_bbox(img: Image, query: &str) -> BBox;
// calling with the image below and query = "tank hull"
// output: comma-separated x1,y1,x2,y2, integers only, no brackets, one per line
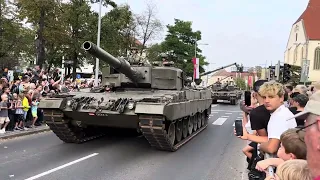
40,89,212,151
211,91,239,105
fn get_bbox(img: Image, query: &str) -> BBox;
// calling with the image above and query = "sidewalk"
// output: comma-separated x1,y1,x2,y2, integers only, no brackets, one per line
0,125,51,140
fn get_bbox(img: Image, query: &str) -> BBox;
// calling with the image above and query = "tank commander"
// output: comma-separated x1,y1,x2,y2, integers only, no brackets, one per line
160,53,174,67
127,47,150,65
128,47,141,64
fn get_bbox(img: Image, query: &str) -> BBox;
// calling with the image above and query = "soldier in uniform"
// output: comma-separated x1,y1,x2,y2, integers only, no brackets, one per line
128,47,141,64
160,53,174,67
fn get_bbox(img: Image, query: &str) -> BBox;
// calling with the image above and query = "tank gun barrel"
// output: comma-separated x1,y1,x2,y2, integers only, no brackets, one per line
200,63,238,76
82,41,143,83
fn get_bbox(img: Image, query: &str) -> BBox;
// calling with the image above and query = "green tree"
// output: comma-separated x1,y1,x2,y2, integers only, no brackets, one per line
255,66,262,79
99,4,134,60
161,19,208,77
145,43,163,61
0,0,33,69
235,78,246,90
16,0,63,67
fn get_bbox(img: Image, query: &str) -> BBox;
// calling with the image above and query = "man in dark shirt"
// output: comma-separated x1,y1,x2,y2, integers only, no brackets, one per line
238,80,270,173
249,80,270,137
290,94,309,126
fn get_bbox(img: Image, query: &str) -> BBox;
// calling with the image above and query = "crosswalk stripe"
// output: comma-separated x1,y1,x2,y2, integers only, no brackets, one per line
232,122,235,126
212,118,228,125
211,110,242,113
221,116,229,118
225,113,232,115
211,112,218,114
211,105,218,108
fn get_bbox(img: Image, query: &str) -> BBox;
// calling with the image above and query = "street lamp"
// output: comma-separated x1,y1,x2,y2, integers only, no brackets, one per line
194,43,209,58
91,0,103,87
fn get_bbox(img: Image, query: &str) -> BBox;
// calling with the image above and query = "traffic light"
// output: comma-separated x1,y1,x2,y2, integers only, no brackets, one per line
237,65,243,73
269,66,275,80
283,63,291,83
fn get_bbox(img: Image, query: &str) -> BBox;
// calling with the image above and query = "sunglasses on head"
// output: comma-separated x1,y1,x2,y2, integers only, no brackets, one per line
296,120,318,133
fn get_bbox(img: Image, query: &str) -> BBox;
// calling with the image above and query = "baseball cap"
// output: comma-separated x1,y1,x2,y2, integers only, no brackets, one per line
287,90,320,121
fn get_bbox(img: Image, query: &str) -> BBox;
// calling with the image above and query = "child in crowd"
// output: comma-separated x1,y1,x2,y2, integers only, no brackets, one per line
22,93,30,123
15,94,27,130
255,128,306,171
0,94,11,133
31,97,39,128
265,159,312,180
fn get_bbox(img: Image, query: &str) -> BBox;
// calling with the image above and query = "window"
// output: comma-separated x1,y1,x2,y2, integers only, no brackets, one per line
296,33,298,41
301,47,304,66
294,48,298,64
314,47,320,70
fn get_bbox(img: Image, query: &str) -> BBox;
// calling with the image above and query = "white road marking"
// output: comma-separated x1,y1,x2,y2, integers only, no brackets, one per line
236,117,242,120
211,105,218,108
211,112,219,114
209,115,214,117
221,116,229,118
212,118,228,125
211,110,242,113
233,122,235,126
225,113,233,115
24,153,99,180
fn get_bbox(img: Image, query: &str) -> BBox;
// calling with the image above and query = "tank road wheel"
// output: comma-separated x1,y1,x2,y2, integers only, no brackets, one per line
201,112,205,126
193,115,198,132
167,123,175,145
182,118,188,139
230,99,236,105
175,119,183,142
197,113,202,129
187,116,193,135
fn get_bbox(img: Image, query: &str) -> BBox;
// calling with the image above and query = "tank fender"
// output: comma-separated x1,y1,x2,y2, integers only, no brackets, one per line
38,98,67,109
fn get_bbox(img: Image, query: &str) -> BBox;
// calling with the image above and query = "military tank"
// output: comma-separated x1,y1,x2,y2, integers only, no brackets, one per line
211,83,239,105
38,41,212,152
201,65,241,105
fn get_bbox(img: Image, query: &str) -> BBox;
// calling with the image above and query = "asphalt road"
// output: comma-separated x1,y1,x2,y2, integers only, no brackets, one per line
0,101,249,180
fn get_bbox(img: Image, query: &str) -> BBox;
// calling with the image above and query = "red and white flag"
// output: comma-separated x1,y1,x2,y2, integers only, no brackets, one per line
192,57,199,79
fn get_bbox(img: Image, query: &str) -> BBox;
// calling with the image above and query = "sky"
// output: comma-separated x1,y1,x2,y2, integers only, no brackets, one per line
91,0,309,71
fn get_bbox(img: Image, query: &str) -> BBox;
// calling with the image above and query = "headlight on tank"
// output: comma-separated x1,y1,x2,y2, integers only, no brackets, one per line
66,100,72,106
127,102,135,110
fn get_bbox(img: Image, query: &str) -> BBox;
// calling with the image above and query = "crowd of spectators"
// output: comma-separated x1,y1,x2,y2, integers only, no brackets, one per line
0,66,95,134
237,80,320,180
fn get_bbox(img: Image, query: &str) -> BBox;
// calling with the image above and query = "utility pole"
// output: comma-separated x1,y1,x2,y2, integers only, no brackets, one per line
94,0,103,87
275,60,280,81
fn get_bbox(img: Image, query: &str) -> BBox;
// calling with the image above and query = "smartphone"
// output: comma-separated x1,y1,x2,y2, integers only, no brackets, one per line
235,120,243,136
244,91,251,106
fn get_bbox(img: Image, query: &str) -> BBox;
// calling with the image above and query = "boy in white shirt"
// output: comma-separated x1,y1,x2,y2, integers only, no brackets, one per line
258,81,297,154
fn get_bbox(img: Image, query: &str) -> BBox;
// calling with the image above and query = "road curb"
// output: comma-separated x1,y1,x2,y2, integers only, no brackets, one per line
0,128,52,140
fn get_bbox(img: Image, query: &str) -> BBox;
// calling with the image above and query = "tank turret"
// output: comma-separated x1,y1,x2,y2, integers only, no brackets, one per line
83,41,144,84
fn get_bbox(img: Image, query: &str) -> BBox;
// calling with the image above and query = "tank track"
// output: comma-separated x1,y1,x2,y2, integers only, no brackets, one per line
139,111,209,152
43,109,104,143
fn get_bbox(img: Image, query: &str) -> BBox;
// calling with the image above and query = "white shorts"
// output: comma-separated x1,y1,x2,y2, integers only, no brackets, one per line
0,117,10,124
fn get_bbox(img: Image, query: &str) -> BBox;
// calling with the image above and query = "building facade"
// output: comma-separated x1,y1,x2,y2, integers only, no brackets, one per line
284,0,320,82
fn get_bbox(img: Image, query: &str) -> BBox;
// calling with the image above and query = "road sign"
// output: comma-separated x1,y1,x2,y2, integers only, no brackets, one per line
300,59,310,83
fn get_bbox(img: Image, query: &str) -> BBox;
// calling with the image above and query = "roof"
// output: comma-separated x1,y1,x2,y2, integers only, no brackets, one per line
211,69,230,77
294,0,320,40
229,72,253,78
